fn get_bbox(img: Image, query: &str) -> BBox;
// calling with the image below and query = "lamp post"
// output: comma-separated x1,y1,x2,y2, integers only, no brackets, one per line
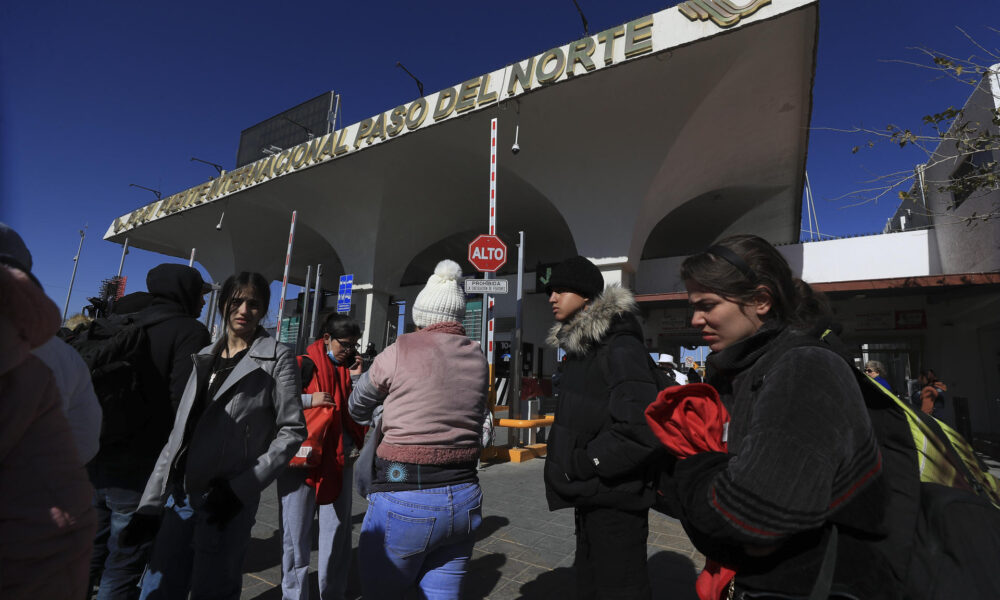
62,227,86,323
116,237,129,278
395,62,425,97
282,116,315,141
128,183,161,200
190,157,225,177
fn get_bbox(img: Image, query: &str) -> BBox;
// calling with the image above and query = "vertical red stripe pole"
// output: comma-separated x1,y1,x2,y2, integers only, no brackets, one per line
487,118,497,368
275,210,297,341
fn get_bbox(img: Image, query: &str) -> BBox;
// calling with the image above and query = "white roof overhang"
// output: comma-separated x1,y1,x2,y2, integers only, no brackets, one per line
105,0,818,287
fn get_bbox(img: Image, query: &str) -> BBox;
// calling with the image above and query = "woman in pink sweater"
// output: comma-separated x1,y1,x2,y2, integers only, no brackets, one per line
348,259,489,600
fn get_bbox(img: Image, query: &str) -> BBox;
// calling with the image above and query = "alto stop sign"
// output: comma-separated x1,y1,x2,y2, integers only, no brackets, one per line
468,235,507,272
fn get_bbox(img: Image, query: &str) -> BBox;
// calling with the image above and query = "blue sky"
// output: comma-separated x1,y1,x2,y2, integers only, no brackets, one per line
2,0,998,321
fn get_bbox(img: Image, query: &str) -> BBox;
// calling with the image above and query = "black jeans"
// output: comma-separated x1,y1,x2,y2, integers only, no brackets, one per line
574,506,651,600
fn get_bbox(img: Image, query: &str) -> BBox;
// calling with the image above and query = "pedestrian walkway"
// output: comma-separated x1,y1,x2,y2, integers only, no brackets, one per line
239,458,703,599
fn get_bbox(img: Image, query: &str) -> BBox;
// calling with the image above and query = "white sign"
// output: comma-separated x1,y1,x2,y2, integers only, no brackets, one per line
464,279,509,294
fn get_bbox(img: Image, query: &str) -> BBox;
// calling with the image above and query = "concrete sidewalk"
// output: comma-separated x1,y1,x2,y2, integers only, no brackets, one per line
240,458,703,599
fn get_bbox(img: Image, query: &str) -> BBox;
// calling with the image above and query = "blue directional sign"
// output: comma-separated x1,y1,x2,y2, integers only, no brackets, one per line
336,274,353,313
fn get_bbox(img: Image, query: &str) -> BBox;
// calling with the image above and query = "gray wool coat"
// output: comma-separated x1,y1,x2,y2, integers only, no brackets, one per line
138,331,306,512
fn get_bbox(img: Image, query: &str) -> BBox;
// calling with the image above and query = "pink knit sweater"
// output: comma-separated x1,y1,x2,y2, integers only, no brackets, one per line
368,322,488,465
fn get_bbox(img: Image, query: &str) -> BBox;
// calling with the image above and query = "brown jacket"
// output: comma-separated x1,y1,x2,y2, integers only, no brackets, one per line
0,265,96,600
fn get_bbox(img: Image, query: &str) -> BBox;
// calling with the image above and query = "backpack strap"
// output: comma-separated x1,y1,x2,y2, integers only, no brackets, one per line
808,525,839,600
299,356,317,389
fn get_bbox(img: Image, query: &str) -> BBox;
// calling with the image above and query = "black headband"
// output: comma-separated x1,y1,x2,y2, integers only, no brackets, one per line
706,245,757,283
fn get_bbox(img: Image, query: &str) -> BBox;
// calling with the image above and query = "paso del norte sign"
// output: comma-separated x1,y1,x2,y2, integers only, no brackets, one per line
468,235,507,273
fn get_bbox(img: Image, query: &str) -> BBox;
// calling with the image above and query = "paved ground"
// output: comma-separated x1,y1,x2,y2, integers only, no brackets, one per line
240,458,703,599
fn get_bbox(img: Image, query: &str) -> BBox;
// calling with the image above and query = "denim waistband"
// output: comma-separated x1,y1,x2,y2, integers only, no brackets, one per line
388,481,479,495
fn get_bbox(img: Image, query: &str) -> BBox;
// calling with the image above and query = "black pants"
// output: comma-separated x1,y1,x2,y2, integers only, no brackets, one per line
574,506,651,600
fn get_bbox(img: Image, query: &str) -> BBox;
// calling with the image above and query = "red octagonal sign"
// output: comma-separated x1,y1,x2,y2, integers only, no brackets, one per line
468,234,507,273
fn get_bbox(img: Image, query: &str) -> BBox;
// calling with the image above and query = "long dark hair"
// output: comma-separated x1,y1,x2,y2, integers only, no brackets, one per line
218,272,270,323
680,234,830,328
319,313,361,340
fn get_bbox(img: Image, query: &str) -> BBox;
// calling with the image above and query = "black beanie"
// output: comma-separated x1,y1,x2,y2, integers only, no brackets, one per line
545,256,604,298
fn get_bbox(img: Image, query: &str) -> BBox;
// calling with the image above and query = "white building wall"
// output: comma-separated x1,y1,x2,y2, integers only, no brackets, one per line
636,231,939,294
792,230,940,283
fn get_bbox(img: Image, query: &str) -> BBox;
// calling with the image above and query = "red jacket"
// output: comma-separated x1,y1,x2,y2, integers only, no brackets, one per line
299,340,366,504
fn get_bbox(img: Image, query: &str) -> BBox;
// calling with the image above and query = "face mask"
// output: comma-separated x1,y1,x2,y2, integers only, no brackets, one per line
327,349,341,365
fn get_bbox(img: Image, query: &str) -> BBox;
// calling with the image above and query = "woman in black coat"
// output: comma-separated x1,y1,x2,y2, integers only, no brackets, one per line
670,235,896,599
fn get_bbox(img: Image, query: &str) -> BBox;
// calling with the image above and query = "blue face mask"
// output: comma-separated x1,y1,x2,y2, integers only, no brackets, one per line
327,349,341,365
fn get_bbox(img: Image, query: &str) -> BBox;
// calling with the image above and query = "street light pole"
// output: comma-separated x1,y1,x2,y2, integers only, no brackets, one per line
190,157,225,176
62,227,86,323
116,237,129,278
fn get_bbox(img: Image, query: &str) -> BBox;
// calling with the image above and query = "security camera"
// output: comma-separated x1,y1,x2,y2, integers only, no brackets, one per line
511,124,520,155
215,211,225,231
511,143,520,155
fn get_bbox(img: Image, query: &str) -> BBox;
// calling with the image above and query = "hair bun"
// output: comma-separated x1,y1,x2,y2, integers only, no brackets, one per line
433,259,463,282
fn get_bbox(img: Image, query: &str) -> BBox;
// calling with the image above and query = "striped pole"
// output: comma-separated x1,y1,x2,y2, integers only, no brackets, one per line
489,118,497,237
487,119,498,361
485,118,498,405
275,210,297,342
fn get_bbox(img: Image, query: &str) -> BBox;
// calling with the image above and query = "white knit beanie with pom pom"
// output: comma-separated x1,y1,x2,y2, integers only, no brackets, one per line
412,259,466,327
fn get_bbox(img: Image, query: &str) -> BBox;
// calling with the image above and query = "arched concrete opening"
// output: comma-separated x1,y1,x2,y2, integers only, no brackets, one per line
639,185,790,259
363,117,577,290
219,189,346,286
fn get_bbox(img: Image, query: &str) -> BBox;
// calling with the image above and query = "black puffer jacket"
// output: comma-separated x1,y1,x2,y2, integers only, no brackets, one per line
544,286,662,511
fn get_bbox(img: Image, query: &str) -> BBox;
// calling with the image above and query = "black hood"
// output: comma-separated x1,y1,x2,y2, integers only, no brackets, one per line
146,264,206,317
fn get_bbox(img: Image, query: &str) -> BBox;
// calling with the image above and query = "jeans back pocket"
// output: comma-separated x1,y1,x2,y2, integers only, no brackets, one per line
385,511,435,559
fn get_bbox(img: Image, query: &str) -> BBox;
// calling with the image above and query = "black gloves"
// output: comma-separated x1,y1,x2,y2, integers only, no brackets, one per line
118,513,161,547
202,478,243,528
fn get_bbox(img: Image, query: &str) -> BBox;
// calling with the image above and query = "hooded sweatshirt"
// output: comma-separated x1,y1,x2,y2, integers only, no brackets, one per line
91,265,210,484
142,264,211,409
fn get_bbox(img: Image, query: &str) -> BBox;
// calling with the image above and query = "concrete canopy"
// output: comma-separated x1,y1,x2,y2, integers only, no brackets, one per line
106,1,818,293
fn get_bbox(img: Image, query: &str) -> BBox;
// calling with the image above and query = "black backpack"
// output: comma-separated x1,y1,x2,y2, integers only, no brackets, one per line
69,313,168,449
751,330,1000,599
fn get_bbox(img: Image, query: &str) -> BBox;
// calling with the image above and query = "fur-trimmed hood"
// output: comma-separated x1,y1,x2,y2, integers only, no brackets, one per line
547,285,640,355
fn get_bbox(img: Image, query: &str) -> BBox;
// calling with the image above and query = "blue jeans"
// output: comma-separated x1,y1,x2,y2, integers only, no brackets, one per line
359,483,483,600
138,489,258,600
90,485,149,600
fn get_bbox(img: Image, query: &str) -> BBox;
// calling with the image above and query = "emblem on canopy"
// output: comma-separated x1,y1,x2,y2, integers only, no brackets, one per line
678,0,772,28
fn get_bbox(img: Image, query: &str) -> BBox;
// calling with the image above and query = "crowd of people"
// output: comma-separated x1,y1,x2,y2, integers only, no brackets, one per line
1,220,991,600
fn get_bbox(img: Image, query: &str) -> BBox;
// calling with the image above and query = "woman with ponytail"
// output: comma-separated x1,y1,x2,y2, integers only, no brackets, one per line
666,235,896,599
